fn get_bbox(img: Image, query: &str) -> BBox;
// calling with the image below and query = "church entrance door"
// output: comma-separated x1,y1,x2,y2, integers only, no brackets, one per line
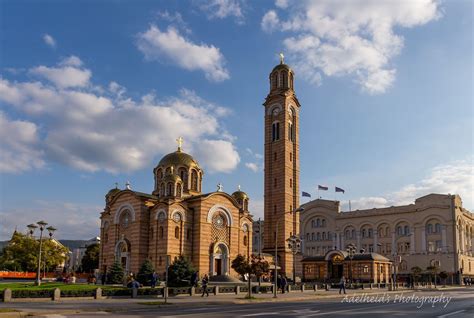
215,259,222,275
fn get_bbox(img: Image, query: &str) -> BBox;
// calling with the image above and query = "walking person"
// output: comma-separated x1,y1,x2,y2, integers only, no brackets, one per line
201,274,209,297
281,275,287,294
339,275,346,294
151,271,158,288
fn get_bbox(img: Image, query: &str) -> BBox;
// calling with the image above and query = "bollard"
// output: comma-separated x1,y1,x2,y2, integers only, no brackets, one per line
162,287,168,299
301,284,305,292
3,288,12,303
235,286,240,295
95,288,102,299
214,286,218,296
53,288,61,301
313,284,318,292
369,283,372,289
132,287,138,298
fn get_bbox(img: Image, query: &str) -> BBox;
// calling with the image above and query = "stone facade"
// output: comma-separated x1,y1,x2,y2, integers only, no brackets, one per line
99,146,253,278
262,59,301,279
300,194,474,282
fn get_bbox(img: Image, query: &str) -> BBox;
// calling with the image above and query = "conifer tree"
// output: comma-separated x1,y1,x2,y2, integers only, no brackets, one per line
137,259,155,286
108,260,124,284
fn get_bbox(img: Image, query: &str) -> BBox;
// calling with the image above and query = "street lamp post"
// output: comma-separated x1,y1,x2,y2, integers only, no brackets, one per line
286,235,302,284
27,221,56,286
346,244,356,287
273,207,304,298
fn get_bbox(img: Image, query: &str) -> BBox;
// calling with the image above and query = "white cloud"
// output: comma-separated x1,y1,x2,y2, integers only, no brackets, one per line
197,0,245,23
194,139,240,173
43,34,56,48
136,25,229,82
0,112,45,173
245,162,259,172
0,200,101,240
345,158,474,211
262,0,441,94
261,10,279,33
30,56,91,88
0,58,239,174
249,198,264,219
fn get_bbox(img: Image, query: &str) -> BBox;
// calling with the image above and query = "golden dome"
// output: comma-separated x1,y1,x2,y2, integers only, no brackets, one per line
232,186,249,201
157,149,201,170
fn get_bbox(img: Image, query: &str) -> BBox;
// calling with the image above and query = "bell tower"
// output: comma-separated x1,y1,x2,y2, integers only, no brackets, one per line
262,54,301,278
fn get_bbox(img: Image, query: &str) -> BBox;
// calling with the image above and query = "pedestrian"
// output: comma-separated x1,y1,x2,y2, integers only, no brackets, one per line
201,274,209,297
339,275,346,294
101,272,107,285
191,271,199,287
281,275,287,294
151,271,158,288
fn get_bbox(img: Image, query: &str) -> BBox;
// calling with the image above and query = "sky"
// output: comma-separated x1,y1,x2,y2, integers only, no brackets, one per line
0,0,472,240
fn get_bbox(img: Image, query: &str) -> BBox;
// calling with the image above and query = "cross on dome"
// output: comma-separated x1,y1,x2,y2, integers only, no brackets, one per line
279,52,285,64
176,136,184,151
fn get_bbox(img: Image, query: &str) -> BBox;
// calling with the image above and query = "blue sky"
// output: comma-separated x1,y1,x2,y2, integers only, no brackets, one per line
0,0,472,240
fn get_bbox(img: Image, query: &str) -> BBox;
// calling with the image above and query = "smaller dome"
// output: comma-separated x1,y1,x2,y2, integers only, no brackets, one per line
232,186,249,201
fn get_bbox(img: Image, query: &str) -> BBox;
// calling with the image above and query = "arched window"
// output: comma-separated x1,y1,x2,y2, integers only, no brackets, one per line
306,233,310,241
404,225,409,235
288,122,294,142
159,226,164,239
327,231,331,240
167,183,173,196
271,72,278,89
316,219,320,227
175,226,180,239
160,183,165,197
317,233,321,241
272,122,280,141
311,233,314,241
191,170,198,191
427,224,433,234
158,169,163,179
311,220,314,228
362,229,366,238
322,232,326,240
176,183,182,197
322,219,326,227
281,71,288,88
345,230,350,238
290,73,294,89
351,229,355,238
397,226,402,236
120,210,131,228
243,235,248,246
368,229,373,238
435,223,441,233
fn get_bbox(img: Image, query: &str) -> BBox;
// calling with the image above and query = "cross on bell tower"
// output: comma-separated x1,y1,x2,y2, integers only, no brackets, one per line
262,54,301,279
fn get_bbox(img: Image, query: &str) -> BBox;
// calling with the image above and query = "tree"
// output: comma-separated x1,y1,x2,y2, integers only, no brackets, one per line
81,243,100,273
232,254,270,298
137,259,155,286
0,232,67,272
426,265,439,287
168,256,195,287
411,266,422,285
108,260,124,284
439,271,448,287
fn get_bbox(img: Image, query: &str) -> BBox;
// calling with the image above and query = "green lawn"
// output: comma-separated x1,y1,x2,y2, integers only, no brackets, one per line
0,282,126,291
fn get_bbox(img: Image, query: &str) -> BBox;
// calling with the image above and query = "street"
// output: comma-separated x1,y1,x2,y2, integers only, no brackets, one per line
0,288,472,317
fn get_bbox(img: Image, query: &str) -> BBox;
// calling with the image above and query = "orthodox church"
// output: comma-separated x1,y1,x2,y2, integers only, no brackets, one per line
98,140,253,278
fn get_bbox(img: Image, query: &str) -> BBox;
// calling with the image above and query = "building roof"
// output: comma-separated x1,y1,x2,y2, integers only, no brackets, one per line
157,149,200,170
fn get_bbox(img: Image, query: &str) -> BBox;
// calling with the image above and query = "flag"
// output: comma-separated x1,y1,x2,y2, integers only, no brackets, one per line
318,185,328,191
302,191,311,197
335,186,345,193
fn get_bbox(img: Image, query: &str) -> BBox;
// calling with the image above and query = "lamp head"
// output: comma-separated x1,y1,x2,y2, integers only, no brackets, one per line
37,220,48,230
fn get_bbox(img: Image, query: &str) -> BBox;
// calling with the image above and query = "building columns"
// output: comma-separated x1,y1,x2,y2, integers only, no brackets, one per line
373,230,378,253
356,231,361,251
391,232,396,255
441,226,447,252
421,227,426,253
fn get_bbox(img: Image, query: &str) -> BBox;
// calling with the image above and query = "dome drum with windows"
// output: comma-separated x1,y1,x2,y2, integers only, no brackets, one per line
152,138,203,198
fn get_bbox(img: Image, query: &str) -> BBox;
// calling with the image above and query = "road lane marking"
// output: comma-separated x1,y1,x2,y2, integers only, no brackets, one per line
242,313,279,317
437,310,466,318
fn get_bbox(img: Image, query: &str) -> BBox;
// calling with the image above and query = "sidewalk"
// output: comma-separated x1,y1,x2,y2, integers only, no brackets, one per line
0,286,467,317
